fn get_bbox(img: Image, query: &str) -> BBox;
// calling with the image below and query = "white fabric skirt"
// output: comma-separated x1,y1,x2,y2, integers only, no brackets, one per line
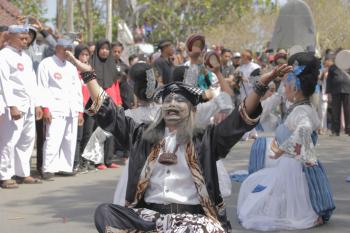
237,156,318,231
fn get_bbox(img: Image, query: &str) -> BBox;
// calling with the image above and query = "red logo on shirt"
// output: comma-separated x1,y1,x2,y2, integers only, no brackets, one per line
54,72,62,80
17,63,24,71
294,143,302,155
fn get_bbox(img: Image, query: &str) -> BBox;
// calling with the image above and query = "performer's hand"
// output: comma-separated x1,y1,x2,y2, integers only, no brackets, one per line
43,111,52,124
35,107,43,120
66,50,93,72
260,64,293,85
304,161,316,167
16,16,26,24
65,50,76,63
203,89,214,101
78,114,84,126
10,106,22,120
29,16,43,31
269,139,284,159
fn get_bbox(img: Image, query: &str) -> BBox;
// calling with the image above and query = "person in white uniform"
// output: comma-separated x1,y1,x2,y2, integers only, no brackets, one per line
0,25,43,189
37,39,83,180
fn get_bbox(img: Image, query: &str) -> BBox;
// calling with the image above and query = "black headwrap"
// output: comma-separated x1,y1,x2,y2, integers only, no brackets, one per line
153,82,206,106
129,62,158,102
90,38,118,89
287,52,320,97
74,44,89,59
172,65,188,82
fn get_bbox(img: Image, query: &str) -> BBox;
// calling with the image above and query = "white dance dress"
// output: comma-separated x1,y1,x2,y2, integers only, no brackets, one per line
237,104,320,231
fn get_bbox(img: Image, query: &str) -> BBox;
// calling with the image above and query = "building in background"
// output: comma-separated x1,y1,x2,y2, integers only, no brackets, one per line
0,0,20,25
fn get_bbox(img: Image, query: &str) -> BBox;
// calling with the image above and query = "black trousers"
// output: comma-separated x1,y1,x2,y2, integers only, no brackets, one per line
80,114,97,153
81,114,115,165
35,119,46,173
331,93,350,134
74,125,83,167
104,136,115,165
94,203,156,233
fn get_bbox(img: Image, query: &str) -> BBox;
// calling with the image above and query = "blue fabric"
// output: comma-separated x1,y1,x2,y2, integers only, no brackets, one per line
57,38,73,48
252,184,267,193
311,130,318,146
197,66,213,90
248,137,267,174
315,84,321,93
275,124,292,145
8,25,29,33
347,176,350,182
230,174,249,183
303,161,335,222
255,123,264,132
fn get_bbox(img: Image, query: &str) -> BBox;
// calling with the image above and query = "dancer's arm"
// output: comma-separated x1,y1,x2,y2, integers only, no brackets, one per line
66,51,138,148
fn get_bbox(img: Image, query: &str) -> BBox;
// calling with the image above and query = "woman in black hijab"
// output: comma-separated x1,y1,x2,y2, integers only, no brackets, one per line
90,39,121,94
85,39,122,170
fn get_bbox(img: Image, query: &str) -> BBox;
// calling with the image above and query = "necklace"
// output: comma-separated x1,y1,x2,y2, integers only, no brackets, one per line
284,99,310,119
158,139,180,165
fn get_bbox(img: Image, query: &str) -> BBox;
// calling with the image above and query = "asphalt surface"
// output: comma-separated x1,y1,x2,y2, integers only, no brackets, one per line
1,135,349,233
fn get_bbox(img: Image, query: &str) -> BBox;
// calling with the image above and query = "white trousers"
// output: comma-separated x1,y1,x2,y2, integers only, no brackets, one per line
0,108,35,180
43,116,78,173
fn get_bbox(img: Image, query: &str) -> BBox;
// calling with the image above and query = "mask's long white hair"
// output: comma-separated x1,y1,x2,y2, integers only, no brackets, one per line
143,105,196,145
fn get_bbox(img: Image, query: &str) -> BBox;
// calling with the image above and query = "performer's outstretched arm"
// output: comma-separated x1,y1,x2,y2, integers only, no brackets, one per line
211,64,292,159
65,51,137,148
244,64,292,115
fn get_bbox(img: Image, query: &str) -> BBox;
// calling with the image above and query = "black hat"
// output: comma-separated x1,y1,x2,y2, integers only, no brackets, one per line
129,62,158,102
158,39,172,50
153,82,206,106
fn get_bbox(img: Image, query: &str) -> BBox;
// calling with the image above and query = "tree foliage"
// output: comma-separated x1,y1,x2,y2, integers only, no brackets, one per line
204,2,278,51
304,0,350,51
10,0,47,22
136,0,267,43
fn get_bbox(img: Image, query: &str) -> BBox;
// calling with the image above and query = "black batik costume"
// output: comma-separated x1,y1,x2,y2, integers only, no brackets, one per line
89,89,262,233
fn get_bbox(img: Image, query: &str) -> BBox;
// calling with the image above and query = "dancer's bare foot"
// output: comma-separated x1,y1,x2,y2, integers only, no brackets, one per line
314,216,324,226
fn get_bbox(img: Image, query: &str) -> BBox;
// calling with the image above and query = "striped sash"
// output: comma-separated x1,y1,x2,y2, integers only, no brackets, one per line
303,161,336,222
248,137,267,174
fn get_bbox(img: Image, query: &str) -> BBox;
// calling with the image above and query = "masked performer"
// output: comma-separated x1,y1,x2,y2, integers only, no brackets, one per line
72,50,291,232
112,63,235,206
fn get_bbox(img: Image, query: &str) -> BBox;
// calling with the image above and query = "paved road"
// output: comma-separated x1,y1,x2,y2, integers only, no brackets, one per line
1,135,349,233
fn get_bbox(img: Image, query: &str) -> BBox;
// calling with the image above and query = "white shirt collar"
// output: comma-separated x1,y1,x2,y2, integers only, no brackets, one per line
164,127,177,137
6,45,22,55
53,55,66,65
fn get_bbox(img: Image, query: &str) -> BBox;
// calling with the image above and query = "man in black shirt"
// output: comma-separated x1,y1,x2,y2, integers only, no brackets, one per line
154,39,175,85
326,50,350,136
111,42,134,110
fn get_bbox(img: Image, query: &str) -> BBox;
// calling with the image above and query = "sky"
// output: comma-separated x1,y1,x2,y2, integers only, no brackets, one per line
43,0,56,28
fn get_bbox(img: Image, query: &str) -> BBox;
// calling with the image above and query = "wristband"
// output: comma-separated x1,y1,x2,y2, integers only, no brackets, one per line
253,80,269,97
81,71,97,84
